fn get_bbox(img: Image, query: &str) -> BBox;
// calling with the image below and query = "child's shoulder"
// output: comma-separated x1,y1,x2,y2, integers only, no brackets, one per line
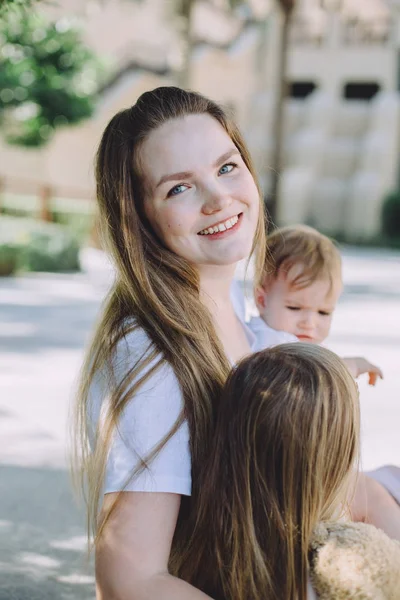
247,316,298,351
310,520,400,599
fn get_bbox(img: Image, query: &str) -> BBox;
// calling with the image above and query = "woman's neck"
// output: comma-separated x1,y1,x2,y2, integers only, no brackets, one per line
199,262,251,363
198,263,236,318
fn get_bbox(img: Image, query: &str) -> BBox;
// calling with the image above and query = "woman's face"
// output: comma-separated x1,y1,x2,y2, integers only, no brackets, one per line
140,113,260,267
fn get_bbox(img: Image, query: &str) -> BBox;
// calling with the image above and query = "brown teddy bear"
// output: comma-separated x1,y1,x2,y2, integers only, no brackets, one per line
309,521,400,599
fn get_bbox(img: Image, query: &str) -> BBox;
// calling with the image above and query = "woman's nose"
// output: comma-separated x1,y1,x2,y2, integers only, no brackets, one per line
202,184,232,215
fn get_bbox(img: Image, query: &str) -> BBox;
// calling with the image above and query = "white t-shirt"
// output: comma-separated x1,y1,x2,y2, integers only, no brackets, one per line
88,283,292,497
247,316,297,350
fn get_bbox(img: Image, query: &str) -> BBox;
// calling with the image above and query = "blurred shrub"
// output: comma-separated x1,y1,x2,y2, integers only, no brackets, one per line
0,243,20,275
1,200,95,244
0,216,81,275
52,210,93,243
20,229,80,272
382,191,400,239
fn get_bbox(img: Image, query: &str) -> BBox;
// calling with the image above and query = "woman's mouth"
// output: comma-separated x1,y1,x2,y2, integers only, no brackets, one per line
197,213,243,238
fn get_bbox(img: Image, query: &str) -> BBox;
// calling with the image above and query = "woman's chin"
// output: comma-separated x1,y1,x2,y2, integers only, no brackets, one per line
183,239,254,268
193,253,248,270
209,249,250,267
218,240,255,265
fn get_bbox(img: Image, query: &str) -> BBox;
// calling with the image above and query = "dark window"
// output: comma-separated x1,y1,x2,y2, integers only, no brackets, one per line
289,81,317,99
343,82,380,100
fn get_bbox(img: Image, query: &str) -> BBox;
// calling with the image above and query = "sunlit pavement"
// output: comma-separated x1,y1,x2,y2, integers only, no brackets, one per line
0,246,399,598
0,271,100,600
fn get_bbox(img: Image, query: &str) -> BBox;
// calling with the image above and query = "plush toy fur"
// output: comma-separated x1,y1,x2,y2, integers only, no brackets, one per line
309,521,400,599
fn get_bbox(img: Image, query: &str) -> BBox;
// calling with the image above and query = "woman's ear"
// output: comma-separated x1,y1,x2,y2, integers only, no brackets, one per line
255,285,267,310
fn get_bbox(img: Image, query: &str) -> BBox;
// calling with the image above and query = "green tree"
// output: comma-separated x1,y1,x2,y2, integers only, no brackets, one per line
0,0,39,11
0,8,99,146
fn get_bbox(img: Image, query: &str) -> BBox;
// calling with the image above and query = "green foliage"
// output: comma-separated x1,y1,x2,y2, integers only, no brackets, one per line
382,190,400,239
20,229,80,272
320,228,400,250
0,0,40,13
0,216,81,274
0,242,20,275
51,210,94,244
1,193,96,244
0,7,99,146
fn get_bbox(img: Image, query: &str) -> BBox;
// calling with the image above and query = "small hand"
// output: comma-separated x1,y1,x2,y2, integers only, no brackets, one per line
343,357,383,386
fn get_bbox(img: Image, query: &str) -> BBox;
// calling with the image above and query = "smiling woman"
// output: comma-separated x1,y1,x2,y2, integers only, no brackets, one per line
72,86,276,600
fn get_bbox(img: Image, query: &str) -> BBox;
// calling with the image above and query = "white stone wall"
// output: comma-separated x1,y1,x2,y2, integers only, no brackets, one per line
264,90,400,239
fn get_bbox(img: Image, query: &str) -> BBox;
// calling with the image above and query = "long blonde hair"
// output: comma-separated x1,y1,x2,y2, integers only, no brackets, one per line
171,343,360,600
72,86,266,546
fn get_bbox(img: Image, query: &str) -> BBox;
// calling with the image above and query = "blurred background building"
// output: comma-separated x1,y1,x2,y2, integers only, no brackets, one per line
1,0,400,261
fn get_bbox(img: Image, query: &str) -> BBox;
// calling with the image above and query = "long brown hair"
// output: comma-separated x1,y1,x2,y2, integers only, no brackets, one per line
171,343,360,600
72,86,266,546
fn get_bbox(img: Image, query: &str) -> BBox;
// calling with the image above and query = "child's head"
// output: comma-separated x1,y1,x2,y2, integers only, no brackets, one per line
221,343,360,524
173,343,360,600
256,225,343,343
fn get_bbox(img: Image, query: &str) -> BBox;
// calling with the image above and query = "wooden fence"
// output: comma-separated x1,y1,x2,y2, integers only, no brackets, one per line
0,175,94,222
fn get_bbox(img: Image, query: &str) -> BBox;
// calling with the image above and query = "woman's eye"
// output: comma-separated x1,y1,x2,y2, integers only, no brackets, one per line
219,162,237,175
167,184,188,197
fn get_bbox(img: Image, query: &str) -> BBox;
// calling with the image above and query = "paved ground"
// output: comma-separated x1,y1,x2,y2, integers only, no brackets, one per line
0,246,399,598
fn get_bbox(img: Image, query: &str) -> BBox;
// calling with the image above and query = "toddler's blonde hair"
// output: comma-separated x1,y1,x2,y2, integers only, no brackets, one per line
259,225,342,291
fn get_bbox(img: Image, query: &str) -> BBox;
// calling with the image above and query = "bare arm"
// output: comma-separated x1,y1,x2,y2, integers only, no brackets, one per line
96,492,213,600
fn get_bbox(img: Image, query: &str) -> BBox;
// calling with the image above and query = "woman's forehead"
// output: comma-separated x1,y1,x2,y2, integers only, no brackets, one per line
139,113,235,187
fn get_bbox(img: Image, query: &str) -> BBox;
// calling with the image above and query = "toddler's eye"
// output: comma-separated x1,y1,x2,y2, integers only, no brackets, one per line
219,162,236,175
286,306,300,311
319,311,331,316
167,184,188,197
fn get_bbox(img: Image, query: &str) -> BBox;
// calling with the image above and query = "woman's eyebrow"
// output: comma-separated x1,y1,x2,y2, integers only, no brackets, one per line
155,148,240,189
156,170,193,189
213,148,240,167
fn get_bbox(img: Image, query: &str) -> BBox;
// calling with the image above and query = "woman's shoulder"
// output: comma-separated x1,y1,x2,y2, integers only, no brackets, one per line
88,322,184,444
88,322,190,495
95,320,172,383
310,520,400,599
113,320,155,362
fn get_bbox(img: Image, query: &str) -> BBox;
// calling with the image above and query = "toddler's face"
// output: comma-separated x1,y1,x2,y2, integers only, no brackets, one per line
256,266,342,344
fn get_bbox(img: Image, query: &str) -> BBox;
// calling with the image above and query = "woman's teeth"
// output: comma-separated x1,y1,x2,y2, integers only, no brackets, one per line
198,214,239,235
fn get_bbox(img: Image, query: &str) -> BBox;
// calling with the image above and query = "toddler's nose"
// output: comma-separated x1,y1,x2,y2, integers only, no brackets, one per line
299,312,315,330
